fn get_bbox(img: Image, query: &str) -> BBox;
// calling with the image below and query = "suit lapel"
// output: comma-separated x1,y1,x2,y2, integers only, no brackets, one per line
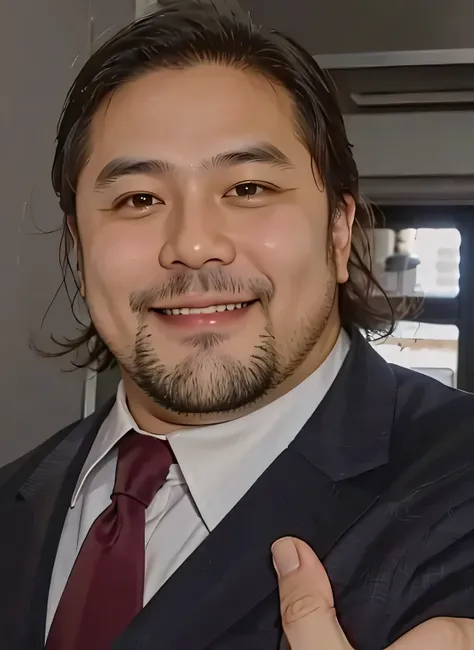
116,448,383,650
0,399,114,650
116,334,397,650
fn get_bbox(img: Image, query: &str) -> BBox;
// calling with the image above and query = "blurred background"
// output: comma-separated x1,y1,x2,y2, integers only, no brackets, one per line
2,0,474,464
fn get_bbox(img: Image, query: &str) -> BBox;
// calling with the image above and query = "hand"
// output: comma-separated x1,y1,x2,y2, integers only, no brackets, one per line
272,537,474,649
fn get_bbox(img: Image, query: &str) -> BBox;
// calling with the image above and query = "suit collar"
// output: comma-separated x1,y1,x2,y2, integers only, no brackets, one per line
17,397,115,502
293,328,396,481
115,446,385,650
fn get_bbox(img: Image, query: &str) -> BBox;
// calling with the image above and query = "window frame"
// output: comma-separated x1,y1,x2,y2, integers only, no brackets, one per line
376,205,474,391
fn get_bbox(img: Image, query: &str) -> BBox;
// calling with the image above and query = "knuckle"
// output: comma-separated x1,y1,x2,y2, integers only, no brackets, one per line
280,589,332,626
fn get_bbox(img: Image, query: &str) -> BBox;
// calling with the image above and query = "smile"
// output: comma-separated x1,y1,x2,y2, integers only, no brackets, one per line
156,301,253,316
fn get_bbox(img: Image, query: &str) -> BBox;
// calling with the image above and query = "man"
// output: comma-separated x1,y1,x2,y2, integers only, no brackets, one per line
1,2,474,649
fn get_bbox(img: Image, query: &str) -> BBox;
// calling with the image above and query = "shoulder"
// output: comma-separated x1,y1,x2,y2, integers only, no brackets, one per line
391,364,474,443
381,369,474,640
392,362,473,408
0,419,81,491
382,366,474,508
0,396,116,493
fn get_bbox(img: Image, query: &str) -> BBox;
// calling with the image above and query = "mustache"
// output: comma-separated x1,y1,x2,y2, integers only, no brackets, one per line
129,268,274,313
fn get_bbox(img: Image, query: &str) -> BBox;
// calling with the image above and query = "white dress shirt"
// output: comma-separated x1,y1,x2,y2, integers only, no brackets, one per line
45,330,350,639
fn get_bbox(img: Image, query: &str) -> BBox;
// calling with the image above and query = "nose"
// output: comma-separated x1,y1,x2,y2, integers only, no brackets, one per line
158,199,236,270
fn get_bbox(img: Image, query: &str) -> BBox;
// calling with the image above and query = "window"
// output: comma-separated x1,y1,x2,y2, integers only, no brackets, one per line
412,228,460,298
372,227,461,298
372,321,458,387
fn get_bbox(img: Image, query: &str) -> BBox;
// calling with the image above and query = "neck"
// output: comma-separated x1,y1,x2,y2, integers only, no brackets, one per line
121,316,343,436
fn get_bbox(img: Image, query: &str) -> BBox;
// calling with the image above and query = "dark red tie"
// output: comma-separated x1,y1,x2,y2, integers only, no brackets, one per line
46,432,174,650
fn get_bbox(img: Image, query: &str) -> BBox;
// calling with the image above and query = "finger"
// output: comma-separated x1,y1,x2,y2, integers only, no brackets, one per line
387,617,474,650
272,537,353,650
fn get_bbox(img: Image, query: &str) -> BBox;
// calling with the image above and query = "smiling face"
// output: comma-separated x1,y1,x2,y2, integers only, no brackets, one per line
74,63,354,425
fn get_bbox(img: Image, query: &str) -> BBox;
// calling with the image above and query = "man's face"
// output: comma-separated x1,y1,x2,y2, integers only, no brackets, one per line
75,64,354,419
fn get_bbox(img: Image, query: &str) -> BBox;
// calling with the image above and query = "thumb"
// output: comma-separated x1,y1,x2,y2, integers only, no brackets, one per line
272,537,353,649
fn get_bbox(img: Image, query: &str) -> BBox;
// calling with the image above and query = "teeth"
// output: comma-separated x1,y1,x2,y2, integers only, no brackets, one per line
162,302,250,316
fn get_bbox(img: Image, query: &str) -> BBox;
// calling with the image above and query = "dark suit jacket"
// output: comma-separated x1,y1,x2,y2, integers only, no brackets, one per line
2,330,474,650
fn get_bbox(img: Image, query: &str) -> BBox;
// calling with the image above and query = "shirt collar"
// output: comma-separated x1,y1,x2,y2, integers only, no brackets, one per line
71,330,350,529
70,383,172,507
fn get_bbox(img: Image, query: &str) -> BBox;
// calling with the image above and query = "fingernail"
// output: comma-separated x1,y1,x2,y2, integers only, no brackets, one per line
272,538,300,577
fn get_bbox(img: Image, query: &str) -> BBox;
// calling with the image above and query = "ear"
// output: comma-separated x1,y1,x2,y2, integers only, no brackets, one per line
331,195,355,284
67,215,85,298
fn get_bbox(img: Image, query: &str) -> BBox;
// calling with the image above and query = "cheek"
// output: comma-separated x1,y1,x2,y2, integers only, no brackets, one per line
246,207,329,285
82,223,159,305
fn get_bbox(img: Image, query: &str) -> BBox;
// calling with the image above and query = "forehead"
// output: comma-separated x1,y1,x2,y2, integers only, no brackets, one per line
87,64,301,166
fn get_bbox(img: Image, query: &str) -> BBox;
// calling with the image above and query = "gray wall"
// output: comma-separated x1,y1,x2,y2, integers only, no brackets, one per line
0,0,135,466
136,0,157,16
241,0,474,54
345,112,474,178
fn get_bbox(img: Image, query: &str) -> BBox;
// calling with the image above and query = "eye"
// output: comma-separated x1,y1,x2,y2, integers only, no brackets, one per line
119,193,162,209
225,182,269,199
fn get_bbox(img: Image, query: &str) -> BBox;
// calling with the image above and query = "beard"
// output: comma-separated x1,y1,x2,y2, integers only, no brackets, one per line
117,278,337,416
128,325,279,414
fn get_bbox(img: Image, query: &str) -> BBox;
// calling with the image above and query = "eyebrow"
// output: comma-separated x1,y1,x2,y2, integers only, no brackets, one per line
93,143,294,190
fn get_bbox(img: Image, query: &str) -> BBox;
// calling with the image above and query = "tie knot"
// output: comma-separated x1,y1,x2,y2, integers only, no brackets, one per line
112,432,174,507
